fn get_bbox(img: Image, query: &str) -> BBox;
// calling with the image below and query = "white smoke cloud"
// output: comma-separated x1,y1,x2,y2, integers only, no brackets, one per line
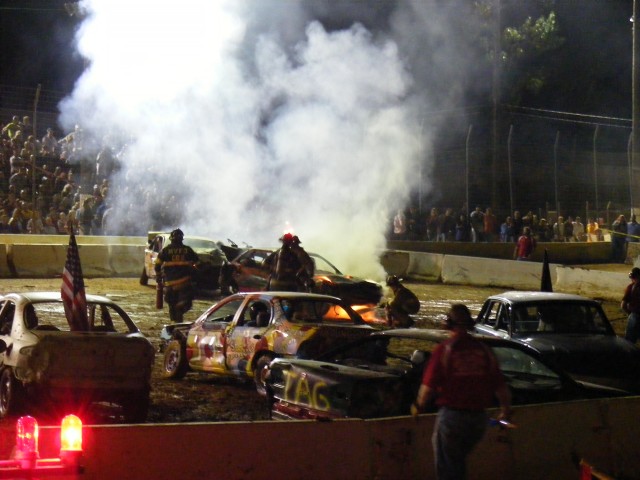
59,0,429,280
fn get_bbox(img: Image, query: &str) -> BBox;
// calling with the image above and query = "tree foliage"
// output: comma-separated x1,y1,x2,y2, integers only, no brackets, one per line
474,1,564,104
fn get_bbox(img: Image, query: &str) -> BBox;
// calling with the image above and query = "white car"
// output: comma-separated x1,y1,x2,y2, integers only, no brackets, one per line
0,292,155,422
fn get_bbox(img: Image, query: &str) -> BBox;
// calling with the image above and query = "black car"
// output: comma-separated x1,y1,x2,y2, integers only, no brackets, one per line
220,247,383,306
265,329,629,420
474,291,640,393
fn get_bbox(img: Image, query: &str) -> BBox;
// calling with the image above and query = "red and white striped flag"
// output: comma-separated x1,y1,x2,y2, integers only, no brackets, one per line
61,231,89,331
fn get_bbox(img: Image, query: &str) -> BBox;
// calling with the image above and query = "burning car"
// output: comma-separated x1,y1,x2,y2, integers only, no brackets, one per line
265,329,630,420
220,247,383,307
140,231,228,291
160,291,375,395
0,292,155,423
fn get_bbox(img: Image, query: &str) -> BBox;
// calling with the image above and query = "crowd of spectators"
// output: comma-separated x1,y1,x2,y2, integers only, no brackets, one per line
391,204,638,246
0,114,115,235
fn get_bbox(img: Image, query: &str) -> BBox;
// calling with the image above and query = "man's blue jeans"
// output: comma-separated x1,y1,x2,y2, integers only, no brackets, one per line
625,312,640,343
432,407,488,480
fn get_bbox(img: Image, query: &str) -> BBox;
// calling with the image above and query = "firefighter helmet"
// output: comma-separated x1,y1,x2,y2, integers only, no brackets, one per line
170,228,184,242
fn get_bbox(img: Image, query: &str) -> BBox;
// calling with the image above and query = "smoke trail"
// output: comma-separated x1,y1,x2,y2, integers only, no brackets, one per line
59,0,429,280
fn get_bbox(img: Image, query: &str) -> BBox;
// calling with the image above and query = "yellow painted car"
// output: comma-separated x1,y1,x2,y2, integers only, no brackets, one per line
160,292,375,395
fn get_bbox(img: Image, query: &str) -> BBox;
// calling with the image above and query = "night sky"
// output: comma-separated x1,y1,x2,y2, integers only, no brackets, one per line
0,0,636,115
0,0,84,94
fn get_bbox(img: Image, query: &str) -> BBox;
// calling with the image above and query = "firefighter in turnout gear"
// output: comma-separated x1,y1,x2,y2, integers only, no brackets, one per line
290,235,315,292
155,228,200,322
384,275,420,328
264,233,303,292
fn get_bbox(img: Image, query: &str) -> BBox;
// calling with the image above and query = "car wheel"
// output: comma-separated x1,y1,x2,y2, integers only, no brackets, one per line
122,390,150,423
140,267,149,286
0,368,22,419
162,340,188,379
254,354,275,396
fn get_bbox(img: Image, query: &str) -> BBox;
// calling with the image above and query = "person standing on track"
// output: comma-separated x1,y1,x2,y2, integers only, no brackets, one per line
263,233,302,292
621,267,640,344
155,228,199,322
412,304,512,480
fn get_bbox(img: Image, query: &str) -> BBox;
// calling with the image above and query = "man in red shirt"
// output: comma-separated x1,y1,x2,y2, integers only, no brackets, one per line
514,226,536,260
412,304,511,480
621,267,640,344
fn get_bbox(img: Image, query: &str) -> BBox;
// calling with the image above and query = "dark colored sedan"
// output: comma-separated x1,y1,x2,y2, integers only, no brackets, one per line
265,329,628,420
220,247,383,307
474,291,640,393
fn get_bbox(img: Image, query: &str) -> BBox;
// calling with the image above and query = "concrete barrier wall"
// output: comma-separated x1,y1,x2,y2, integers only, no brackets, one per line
441,254,558,291
20,396,640,480
383,250,627,301
0,234,145,246
0,234,144,278
555,266,628,300
5,243,144,278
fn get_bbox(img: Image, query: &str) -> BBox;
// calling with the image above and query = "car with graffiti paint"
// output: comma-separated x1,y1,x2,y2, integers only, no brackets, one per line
140,231,228,291
0,292,156,423
474,291,640,393
160,291,376,394
220,247,383,307
264,329,630,420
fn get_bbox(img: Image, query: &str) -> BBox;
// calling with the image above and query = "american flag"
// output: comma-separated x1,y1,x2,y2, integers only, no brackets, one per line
61,231,89,331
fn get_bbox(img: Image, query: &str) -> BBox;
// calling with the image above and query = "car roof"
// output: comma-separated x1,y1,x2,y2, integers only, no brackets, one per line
486,291,598,304
0,291,116,304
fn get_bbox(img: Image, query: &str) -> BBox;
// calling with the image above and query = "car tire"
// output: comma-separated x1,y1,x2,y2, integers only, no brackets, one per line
253,354,275,396
140,267,149,286
162,340,188,379
122,390,150,423
0,368,22,419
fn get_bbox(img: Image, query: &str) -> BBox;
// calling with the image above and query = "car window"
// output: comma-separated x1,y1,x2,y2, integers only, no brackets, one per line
309,254,339,274
481,301,501,328
26,302,71,331
88,303,135,333
514,302,611,334
0,301,15,335
284,299,359,324
202,298,244,325
152,236,163,253
238,300,270,327
244,250,271,267
184,238,217,250
492,345,562,388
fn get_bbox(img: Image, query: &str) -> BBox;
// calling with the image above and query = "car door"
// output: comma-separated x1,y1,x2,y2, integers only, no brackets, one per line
224,298,272,376
232,250,272,291
189,297,245,373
